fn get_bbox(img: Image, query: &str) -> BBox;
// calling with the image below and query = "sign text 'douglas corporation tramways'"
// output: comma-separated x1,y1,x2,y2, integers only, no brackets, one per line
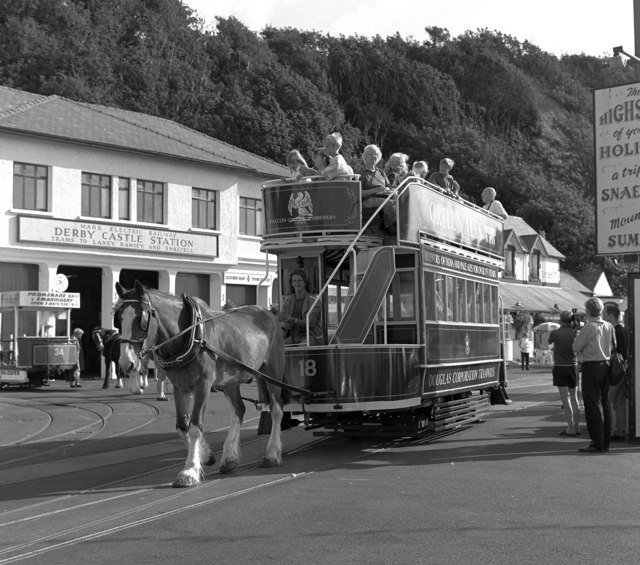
594,82,640,255
18,217,217,257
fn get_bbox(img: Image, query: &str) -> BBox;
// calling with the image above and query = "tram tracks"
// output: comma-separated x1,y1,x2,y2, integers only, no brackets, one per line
0,397,163,468
0,428,350,564
0,374,560,564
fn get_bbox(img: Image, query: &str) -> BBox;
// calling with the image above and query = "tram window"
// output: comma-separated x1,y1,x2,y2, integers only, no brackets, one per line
466,280,475,323
484,284,492,324
327,283,348,336
395,254,415,269
424,272,436,321
491,286,498,324
435,276,446,321
380,271,415,321
456,278,466,323
475,282,483,323
446,276,455,322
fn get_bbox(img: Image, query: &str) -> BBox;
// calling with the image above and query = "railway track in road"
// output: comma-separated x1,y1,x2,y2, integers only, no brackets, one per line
0,373,559,564
0,396,162,468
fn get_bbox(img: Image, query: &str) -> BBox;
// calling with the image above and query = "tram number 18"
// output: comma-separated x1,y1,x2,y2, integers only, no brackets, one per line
298,359,317,377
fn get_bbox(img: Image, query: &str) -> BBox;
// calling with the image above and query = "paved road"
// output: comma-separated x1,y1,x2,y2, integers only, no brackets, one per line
1,369,638,565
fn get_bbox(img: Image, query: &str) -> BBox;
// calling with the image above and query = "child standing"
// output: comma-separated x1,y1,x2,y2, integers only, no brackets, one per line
320,133,353,180
519,334,531,371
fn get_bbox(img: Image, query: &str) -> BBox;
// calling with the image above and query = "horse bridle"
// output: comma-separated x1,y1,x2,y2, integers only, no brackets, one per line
115,297,220,361
115,298,157,357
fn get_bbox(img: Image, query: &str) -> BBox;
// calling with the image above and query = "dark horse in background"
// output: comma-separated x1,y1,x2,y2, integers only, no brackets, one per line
91,327,148,393
114,281,288,488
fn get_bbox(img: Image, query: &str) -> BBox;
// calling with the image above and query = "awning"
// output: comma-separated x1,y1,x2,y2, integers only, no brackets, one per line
500,281,588,313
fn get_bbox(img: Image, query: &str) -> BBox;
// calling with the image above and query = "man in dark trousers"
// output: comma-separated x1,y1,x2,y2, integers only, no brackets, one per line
604,303,627,441
572,298,615,453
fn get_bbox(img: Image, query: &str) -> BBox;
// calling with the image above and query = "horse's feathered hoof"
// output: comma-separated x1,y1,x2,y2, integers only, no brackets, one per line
260,456,282,468
204,453,216,466
219,460,238,474
171,472,200,488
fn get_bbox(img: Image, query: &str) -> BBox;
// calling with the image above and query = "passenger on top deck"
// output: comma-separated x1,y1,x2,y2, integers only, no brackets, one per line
428,157,460,197
286,149,317,180
359,144,396,236
411,160,429,180
321,132,354,180
384,152,410,188
311,147,331,175
481,186,508,219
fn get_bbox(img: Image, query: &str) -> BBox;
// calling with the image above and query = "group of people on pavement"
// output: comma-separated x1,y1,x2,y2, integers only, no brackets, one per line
548,298,627,453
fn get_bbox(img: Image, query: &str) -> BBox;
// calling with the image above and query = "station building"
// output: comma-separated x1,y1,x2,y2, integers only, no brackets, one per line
0,86,288,374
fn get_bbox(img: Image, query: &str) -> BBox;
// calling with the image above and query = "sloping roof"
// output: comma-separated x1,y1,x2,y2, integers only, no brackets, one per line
560,271,593,295
503,216,565,259
570,271,606,292
0,85,289,178
503,216,537,236
500,281,588,313
503,229,526,252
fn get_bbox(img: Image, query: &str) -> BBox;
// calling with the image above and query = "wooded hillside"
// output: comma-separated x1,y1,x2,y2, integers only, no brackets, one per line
0,0,635,292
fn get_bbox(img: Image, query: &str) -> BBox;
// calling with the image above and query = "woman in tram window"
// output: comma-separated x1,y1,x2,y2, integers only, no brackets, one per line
279,269,324,346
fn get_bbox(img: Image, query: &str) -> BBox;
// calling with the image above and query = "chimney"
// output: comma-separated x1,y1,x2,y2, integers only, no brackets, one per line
538,230,546,239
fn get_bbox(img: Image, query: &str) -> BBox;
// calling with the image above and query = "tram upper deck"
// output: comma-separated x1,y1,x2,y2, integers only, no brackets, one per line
261,175,504,259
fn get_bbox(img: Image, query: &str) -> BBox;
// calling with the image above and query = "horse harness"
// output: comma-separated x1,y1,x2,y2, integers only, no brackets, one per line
93,329,120,359
116,295,319,398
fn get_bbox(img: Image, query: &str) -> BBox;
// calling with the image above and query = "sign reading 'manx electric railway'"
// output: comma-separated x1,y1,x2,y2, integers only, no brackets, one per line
593,82,640,255
18,217,218,258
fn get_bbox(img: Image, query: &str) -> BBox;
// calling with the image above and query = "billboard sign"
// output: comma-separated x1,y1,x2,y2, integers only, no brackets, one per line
594,82,640,255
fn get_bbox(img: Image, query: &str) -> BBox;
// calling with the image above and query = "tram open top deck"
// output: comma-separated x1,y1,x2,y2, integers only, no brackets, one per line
261,176,503,258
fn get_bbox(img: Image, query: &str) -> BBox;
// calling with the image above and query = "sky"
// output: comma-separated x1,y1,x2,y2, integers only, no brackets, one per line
184,0,636,59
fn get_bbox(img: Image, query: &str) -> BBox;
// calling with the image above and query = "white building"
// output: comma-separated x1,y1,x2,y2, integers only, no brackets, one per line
498,216,593,364
0,86,288,374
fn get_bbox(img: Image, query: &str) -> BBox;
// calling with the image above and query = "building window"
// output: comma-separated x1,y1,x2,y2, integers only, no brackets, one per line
192,188,217,230
137,179,164,224
13,162,48,211
119,177,130,220
82,172,112,218
239,196,261,236
530,251,541,281
504,246,515,277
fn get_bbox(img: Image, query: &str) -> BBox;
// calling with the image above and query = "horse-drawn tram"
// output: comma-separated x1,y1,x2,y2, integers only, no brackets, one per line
261,175,505,437
0,291,80,388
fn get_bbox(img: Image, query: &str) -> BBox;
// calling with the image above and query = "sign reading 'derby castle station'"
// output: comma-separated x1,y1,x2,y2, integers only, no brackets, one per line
18,217,217,258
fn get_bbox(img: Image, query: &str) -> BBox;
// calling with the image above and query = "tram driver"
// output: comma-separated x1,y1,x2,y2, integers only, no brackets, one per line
278,269,324,346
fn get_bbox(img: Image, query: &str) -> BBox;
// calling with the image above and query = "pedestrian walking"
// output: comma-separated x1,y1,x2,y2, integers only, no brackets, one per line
572,298,615,453
549,311,580,436
71,328,84,388
519,334,531,371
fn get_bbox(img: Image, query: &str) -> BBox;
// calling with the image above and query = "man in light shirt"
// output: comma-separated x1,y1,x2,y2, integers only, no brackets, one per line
572,297,616,453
